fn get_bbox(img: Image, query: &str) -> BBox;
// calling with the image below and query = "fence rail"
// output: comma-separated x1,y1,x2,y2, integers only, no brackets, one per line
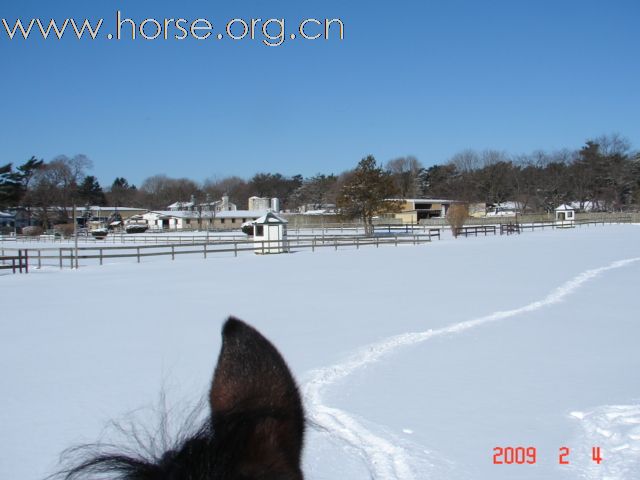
0,232,440,270
455,225,497,237
0,216,633,272
0,250,28,274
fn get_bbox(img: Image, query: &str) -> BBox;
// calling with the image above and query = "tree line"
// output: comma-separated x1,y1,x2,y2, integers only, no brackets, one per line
1,134,639,228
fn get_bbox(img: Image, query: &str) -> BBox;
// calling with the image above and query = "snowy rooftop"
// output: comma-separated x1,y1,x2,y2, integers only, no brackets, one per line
385,198,459,204
254,212,288,224
148,210,267,219
555,204,575,211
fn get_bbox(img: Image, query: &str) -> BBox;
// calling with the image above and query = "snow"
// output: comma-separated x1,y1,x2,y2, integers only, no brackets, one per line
1,225,639,479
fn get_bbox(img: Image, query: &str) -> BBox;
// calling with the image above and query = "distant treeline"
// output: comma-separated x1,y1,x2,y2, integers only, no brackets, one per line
1,134,639,222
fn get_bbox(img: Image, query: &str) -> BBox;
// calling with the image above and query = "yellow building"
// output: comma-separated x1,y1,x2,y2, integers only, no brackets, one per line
385,198,458,223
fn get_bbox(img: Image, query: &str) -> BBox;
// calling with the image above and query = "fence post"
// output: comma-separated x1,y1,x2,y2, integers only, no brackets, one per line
24,250,29,273
99,248,103,266
356,237,359,249
395,235,398,247
137,247,141,263
234,242,238,257
38,250,42,269
59,249,63,269
171,245,175,260
204,243,207,259
69,249,73,269
312,238,315,252
334,238,338,251
18,250,23,273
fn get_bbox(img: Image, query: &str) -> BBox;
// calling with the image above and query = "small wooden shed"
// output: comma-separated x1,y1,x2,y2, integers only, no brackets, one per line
555,204,575,227
253,212,288,254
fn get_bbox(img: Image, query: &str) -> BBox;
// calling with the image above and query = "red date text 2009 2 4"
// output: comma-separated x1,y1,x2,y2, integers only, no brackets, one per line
493,446,602,465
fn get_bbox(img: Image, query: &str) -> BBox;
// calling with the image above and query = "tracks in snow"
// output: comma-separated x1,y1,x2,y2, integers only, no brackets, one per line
303,257,640,480
569,405,640,480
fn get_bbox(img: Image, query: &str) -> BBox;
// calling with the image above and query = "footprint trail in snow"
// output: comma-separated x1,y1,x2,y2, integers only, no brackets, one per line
568,405,640,480
303,257,640,480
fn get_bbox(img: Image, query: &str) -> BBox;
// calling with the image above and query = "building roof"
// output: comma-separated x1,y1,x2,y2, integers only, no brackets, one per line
147,210,266,219
555,204,574,211
71,206,147,212
168,201,194,209
254,212,288,224
385,198,459,204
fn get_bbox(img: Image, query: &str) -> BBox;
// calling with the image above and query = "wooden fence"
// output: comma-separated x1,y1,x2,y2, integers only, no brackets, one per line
0,250,28,274
455,225,497,237
2,224,437,244
0,231,441,270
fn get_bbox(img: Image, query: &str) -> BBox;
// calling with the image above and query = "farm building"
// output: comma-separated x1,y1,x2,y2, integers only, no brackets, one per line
72,206,147,223
3,206,147,229
385,198,459,223
142,210,267,231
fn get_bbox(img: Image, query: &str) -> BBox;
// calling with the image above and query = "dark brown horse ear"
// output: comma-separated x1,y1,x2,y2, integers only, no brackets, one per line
210,317,305,478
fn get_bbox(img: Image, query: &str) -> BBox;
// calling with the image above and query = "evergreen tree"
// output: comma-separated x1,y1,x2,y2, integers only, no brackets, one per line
78,175,106,205
0,163,21,206
337,155,400,235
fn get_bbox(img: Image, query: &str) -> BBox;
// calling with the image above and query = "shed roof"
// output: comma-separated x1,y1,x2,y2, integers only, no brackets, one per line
555,204,574,211
254,212,288,224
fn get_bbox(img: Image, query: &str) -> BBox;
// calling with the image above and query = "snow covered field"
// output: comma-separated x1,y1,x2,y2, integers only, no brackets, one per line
1,225,639,479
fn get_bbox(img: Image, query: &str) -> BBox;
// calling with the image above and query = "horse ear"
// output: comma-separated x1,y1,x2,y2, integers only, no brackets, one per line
210,317,305,478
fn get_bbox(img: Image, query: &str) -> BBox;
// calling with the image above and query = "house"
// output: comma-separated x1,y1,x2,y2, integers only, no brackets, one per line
385,198,459,223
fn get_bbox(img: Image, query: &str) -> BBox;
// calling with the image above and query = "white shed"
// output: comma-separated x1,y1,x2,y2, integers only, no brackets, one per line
555,204,575,227
253,212,288,254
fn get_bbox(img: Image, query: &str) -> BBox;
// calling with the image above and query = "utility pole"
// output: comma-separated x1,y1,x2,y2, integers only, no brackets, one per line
205,193,210,244
73,203,79,269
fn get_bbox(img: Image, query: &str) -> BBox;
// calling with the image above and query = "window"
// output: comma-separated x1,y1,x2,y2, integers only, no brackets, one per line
231,218,236,223
256,225,264,236
221,218,225,224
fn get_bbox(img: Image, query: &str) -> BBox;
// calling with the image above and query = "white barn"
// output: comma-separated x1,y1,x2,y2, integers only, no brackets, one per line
142,210,266,231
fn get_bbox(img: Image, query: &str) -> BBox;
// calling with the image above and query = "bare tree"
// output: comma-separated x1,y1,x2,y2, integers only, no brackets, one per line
385,156,423,198
140,175,200,209
447,204,469,238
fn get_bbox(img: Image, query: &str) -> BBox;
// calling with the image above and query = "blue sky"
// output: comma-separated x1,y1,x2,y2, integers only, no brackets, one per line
1,0,638,186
